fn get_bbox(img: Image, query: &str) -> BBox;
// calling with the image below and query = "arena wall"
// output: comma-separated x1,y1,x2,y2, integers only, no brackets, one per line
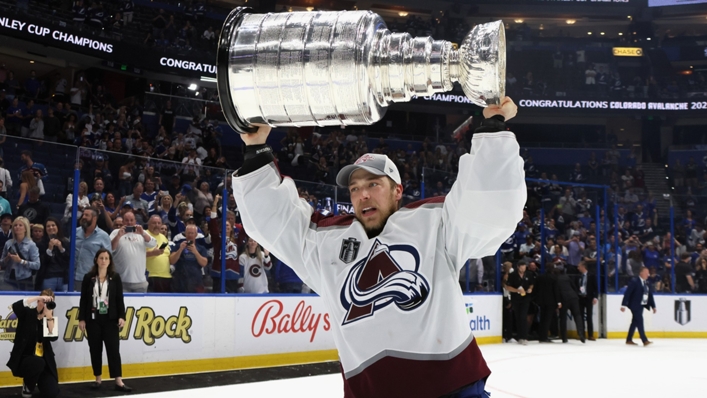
0,293,502,387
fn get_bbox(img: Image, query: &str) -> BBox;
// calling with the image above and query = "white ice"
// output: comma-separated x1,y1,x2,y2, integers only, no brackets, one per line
135,339,707,398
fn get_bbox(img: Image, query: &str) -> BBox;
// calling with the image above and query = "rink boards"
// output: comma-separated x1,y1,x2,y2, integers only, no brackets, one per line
605,293,707,339
0,293,502,386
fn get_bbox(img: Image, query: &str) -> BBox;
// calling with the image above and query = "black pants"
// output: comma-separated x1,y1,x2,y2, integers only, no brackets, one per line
559,299,585,342
86,314,123,378
538,304,557,341
502,298,513,341
17,356,59,397
628,308,648,342
578,296,594,338
512,298,531,340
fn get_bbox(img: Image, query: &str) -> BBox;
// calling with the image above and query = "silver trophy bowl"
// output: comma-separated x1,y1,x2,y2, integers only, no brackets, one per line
217,8,505,133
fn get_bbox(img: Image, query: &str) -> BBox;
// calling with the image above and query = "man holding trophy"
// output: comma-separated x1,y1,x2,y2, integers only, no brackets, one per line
220,8,525,397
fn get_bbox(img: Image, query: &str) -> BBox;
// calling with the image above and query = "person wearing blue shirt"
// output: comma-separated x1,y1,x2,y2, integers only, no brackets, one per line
73,208,111,291
642,242,661,269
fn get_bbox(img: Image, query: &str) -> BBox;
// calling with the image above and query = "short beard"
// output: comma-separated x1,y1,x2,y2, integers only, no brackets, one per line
357,200,398,239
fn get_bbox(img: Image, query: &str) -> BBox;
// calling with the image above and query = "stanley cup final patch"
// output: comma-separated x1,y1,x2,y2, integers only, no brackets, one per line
339,238,360,264
674,298,691,326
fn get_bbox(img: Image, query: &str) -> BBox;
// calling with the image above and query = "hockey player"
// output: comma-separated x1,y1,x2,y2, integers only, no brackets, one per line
232,97,526,397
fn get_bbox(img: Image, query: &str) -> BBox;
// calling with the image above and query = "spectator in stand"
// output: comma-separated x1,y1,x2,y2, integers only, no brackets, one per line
140,178,159,215
169,224,208,293
0,117,6,158
24,71,41,100
558,189,576,222
29,110,44,140
74,207,111,290
63,181,90,225
239,237,272,294
158,101,176,136
43,109,61,143
202,26,215,42
167,194,192,237
208,194,244,292
0,181,9,216
117,158,135,198
152,9,168,41
18,150,48,197
6,98,22,136
121,183,148,225
1,216,40,291
20,100,35,138
89,193,114,234
675,253,695,293
567,232,585,272
72,0,87,28
35,217,70,292
182,148,202,182
193,181,212,220
145,215,171,293
19,187,51,226
121,0,134,24
110,211,156,293
0,213,12,249
30,224,44,245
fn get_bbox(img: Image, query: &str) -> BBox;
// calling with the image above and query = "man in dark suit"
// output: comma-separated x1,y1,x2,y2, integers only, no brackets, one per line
577,261,598,341
534,263,561,343
554,266,586,343
621,266,656,346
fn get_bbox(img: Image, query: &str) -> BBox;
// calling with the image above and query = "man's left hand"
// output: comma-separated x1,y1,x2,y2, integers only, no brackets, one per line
592,298,598,305
653,308,657,314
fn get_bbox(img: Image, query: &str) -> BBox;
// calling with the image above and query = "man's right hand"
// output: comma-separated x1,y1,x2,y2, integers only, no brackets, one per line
240,124,272,146
79,320,86,332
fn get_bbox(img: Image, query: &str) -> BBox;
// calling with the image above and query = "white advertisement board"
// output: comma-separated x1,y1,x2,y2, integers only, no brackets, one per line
462,294,503,344
605,294,707,339
0,293,502,386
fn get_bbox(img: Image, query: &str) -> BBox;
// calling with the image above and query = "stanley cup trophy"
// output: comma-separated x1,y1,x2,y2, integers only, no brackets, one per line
217,8,505,133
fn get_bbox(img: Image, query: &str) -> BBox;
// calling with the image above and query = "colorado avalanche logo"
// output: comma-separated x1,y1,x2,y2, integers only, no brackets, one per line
339,240,430,325
249,264,262,277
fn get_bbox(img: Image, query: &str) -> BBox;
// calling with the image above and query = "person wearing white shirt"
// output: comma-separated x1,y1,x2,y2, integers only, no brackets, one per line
109,211,156,292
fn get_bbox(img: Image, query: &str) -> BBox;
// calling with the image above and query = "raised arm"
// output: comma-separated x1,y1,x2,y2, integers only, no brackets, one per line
231,126,322,290
443,98,527,272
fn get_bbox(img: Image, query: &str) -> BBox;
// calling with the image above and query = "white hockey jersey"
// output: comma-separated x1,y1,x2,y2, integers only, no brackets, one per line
232,131,526,397
238,252,272,293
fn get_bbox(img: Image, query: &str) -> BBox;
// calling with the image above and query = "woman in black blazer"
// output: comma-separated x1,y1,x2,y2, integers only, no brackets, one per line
78,248,132,392
6,290,59,398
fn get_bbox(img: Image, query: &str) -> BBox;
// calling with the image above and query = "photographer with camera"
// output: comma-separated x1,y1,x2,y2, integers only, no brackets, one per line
169,224,208,293
78,248,132,392
2,216,40,291
6,289,59,398
110,211,156,293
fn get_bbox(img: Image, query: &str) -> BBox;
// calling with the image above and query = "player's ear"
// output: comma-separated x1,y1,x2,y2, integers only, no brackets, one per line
393,183,403,202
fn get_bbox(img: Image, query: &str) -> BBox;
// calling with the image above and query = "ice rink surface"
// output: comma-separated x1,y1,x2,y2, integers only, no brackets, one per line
134,339,707,398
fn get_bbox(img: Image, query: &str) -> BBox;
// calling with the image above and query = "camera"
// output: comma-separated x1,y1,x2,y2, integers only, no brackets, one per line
125,226,136,233
46,301,56,310
186,240,194,246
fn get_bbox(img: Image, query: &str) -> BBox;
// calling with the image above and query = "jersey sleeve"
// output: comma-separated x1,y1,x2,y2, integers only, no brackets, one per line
443,131,527,272
231,164,321,291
